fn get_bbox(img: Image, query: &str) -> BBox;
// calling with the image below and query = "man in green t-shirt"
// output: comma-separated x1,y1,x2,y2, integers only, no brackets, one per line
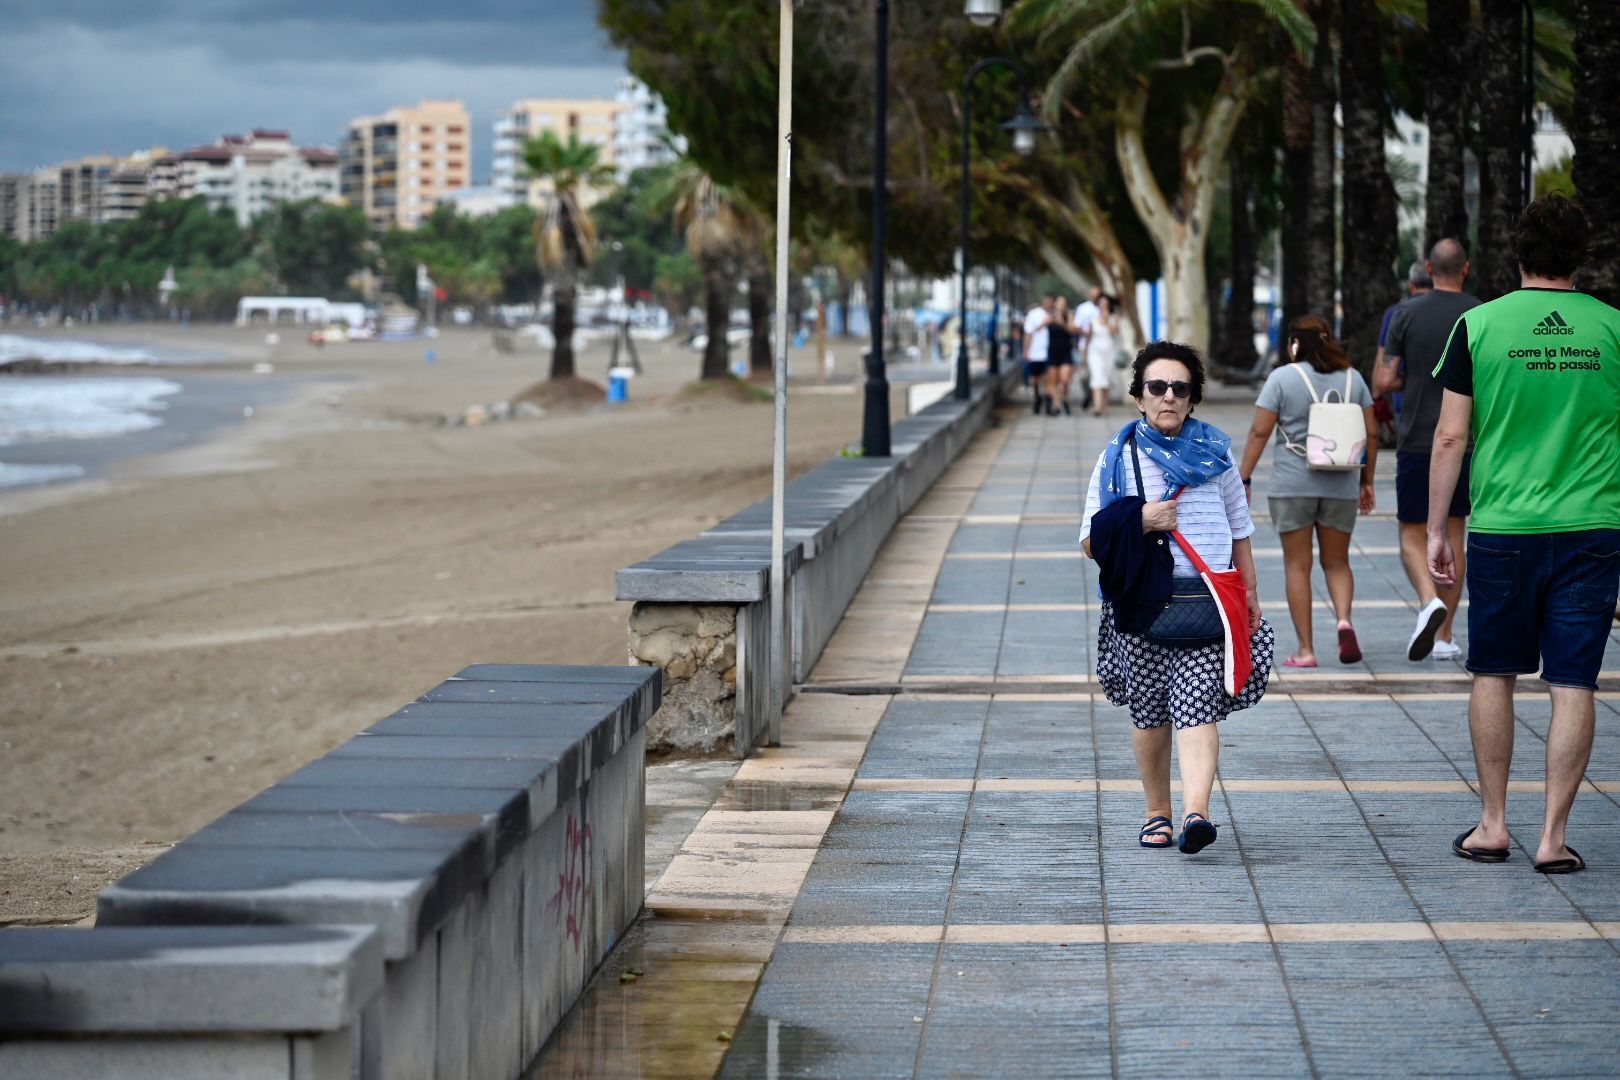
1428,194,1620,876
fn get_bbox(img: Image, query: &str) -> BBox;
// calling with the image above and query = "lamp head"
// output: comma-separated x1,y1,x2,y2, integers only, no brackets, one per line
1001,101,1049,157
964,0,1001,28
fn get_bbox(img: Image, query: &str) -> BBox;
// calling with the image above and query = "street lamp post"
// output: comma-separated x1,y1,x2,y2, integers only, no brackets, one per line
955,59,1046,401
862,0,892,458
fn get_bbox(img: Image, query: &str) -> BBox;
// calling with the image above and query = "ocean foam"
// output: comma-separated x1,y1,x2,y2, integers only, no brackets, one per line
0,377,182,447
0,462,86,489
0,334,161,365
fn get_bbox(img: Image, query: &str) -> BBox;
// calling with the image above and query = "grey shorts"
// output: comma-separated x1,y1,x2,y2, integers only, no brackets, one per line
1269,495,1357,535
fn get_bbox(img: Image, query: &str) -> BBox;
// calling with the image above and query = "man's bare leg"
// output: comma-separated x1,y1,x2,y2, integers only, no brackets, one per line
1437,517,1467,642
1537,685,1595,865
1463,674,1515,850
1399,522,1439,606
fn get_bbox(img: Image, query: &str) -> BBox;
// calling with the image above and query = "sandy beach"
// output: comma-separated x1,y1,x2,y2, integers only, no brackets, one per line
0,321,931,925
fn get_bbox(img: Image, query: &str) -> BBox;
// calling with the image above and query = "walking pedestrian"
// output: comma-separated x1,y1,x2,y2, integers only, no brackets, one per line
1044,296,1078,415
1074,286,1102,412
1238,315,1377,667
1082,342,1274,854
1084,295,1121,418
1023,293,1054,415
1430,194,1620,874
1374,238,1479,661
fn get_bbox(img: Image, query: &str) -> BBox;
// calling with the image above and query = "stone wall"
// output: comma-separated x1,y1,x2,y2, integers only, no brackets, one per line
628,602,736,754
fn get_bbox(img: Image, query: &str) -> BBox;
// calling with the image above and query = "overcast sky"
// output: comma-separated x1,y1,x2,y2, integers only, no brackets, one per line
0,0,626,181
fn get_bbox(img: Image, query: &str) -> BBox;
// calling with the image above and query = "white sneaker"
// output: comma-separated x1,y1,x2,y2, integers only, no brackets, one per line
1430,639,1461,661
1407,598,1448,661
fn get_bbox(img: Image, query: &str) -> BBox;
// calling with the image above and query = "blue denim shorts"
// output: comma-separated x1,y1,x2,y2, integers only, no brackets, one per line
1466,529,1620,690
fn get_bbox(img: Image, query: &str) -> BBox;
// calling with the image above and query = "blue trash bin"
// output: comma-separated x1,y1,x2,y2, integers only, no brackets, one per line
607,371,629,402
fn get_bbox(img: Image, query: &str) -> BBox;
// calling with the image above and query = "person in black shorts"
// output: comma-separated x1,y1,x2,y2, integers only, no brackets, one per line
1375,238,1479,661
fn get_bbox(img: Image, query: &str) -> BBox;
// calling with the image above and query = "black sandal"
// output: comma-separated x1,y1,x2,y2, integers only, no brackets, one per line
1533,847,1584,875
1178,813,1218,854
1139,816,1173,848
1451,829,1510,863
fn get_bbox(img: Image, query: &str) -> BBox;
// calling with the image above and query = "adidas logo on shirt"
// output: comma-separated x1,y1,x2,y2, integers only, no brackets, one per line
1533,311,1575,335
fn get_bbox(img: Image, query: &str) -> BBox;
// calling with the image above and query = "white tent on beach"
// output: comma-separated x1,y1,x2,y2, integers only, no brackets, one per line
236,297,368,327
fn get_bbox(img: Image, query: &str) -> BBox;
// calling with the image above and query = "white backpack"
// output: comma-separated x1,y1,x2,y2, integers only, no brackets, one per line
1282,364,1365,471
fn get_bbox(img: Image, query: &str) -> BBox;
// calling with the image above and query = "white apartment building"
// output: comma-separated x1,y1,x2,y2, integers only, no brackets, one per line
150,130,340,227
0,170,59,242
612,77,684,184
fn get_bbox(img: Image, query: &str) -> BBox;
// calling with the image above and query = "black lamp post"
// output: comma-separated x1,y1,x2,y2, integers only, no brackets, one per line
862,0,892,457
955,62,1046,401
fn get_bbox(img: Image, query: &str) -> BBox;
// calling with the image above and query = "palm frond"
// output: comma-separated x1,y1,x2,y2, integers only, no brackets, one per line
1231,0,1316,55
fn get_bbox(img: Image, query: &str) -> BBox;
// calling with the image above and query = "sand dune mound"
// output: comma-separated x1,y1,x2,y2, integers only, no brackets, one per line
511,375,607,412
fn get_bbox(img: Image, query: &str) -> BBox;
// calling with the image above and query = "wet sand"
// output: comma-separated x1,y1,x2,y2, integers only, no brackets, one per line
0,322,916,925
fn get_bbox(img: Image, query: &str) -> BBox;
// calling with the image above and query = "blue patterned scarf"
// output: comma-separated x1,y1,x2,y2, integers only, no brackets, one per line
1099,416,1235,506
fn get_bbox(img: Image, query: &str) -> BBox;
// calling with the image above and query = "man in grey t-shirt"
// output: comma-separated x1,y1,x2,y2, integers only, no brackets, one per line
1375,238,1480,661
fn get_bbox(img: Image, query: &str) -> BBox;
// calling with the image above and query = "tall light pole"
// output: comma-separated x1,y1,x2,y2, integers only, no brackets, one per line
956,61,1045,401
768,0,794,746
862,0,891,457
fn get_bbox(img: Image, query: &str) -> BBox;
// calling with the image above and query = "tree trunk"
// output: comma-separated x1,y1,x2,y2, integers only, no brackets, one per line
1424,0,1472,253
1217,155,1258,375
1282,52,1314,326
1476,0,1523,300
1340,0,1401,378
549,278,576,380
1307,0,1338,325
1572,0,1620,305
701,261,731,380
1115,77,1250,354
747,265,772,379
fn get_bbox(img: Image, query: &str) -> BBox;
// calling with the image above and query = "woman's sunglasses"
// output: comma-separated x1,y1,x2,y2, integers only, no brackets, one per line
1142,379,1192,400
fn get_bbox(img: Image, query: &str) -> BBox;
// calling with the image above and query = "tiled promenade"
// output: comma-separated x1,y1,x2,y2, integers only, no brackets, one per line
536,397,1620,1078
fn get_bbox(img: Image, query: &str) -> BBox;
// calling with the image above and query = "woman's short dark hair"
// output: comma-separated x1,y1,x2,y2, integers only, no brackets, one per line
1129,341,1205,407
1286,314,1350,374
1515,193,1589,279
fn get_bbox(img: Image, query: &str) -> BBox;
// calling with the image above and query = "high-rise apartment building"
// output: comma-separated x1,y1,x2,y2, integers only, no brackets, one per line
149,130,339,226
0,171,58,243
491,97,619,208
342,100,471,230
611,77,683,184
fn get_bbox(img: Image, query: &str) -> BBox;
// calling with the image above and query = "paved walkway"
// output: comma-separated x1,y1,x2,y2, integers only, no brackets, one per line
535,398,1620,1079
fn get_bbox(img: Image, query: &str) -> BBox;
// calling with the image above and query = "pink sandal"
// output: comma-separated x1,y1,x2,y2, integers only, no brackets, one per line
1283,656,1318,668
1338,626,1363,664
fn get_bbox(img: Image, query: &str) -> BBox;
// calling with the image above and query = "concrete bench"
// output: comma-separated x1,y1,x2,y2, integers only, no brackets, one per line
0,925,382,1079
2,664,660,1080
617,368,1017,755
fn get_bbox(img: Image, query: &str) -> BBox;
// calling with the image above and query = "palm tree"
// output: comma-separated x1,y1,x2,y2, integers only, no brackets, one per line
647,162,749,380
521,132,613,380
1573,0,1620,305
1475,0,1523,300
1340,0,1400,374
1424,0,1473,254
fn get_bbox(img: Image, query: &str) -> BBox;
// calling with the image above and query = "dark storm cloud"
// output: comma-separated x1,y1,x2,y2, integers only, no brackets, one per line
0,1,623,175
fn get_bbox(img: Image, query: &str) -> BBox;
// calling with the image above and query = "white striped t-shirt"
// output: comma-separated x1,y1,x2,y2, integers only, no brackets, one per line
1080,448,1255,575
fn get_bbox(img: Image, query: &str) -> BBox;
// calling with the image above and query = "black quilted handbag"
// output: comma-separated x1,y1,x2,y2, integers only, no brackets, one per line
1145,576,1224,648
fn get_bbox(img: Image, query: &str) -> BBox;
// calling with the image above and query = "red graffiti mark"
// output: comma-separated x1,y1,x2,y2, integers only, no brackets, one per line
547,814,593,950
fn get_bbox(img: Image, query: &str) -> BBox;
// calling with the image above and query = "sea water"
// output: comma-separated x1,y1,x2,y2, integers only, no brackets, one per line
0,334,161,366
0,376,182,488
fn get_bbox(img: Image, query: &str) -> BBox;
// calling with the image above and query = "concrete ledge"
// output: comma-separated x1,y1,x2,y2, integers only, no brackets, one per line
8,664,661,1080
617,368,1018,754
0,925,382,1034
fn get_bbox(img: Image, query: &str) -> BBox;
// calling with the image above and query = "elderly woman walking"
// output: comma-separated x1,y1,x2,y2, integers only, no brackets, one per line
1237,315,1377,667
1082,342,1275,853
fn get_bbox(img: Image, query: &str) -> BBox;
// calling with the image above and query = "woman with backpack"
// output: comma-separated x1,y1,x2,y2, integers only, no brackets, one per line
1237,315,1378,668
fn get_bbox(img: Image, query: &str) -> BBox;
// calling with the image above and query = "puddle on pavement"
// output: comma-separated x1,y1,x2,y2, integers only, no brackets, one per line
523,914,775,1078
711,781,845,812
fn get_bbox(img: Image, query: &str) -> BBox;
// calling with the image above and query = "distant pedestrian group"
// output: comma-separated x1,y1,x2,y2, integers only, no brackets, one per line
1023,287,1121,418
1080,194,1619,874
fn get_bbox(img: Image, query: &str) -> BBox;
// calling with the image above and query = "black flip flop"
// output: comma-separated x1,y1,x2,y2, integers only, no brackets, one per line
1533,847,1585,875
1179,813,1218,855
1452,829,1510,863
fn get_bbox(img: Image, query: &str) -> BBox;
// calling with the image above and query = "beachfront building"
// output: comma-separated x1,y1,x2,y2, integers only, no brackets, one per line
342,100,471,230
492,97,619,209
148,131,340,228
0,171,59,242
611,77,684,184
437,185,505,219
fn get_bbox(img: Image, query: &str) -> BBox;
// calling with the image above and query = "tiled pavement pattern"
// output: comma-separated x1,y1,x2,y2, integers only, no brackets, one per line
714,399,1620,1079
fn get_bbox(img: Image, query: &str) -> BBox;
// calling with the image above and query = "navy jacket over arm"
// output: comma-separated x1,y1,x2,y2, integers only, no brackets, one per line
1089,496,1173,635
